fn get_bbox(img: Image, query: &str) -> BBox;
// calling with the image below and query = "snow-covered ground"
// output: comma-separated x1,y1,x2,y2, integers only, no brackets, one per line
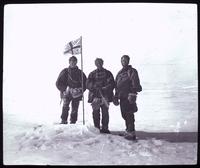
3,87,198,165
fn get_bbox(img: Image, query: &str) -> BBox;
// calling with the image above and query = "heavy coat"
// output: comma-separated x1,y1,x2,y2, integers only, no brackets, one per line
86,68,115,103
115,65,142,99
56,66,87,100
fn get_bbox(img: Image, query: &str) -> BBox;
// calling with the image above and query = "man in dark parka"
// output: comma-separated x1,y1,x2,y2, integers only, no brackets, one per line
86,58,115,133
113,55,142,140
56,56,87,124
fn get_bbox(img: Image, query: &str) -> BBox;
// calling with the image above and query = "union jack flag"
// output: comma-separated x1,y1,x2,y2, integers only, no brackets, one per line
64,37,82,55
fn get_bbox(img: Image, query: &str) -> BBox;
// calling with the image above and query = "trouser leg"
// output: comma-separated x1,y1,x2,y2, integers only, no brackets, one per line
120,98,135,132
101,104,109,130
70,98,80,123
92,109,100,129
120,108,128,131
125,112,135,132
61,97,71,122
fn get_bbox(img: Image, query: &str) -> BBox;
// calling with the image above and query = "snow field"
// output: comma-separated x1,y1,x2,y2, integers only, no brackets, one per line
4,121,197,165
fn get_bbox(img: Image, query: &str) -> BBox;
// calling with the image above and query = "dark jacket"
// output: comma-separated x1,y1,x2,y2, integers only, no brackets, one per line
56,66,87,97
86,68,115,103
115,65,142,99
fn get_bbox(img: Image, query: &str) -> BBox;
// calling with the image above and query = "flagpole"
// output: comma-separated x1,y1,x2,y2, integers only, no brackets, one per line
80,36,85,125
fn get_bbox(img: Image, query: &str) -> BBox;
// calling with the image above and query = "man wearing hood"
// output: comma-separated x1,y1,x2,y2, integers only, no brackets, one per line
113,55,142,140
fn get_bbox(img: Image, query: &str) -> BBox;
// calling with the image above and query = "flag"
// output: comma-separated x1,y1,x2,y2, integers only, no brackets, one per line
64,37,81,55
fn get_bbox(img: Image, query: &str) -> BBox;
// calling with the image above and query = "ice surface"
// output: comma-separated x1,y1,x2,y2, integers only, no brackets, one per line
3,88,198,165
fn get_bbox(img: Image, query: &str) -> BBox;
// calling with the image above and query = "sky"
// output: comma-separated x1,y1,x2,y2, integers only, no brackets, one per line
3,3,197,122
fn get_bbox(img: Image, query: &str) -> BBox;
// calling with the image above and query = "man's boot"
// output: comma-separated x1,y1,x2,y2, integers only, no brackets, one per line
60,120,68,124
124,131,136,140
100,128,110,134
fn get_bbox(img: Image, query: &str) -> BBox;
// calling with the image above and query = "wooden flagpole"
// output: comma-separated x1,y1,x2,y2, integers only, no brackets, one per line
80,36,85,125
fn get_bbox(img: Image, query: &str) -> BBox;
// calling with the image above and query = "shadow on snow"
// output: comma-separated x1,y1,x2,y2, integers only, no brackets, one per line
110,131,198,143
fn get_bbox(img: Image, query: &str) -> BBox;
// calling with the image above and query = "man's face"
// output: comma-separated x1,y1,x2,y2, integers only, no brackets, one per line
95,61,103,69
69,59,77,68
121,57,129,67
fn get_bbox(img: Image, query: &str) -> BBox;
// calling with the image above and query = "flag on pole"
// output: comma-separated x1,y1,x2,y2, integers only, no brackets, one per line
64,37,82,55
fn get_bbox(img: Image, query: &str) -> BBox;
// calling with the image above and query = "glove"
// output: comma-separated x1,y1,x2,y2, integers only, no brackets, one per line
128,93,137,104
113,96,119,106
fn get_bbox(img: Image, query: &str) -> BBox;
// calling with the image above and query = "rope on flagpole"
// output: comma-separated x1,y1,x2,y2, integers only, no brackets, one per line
80,36,85,125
